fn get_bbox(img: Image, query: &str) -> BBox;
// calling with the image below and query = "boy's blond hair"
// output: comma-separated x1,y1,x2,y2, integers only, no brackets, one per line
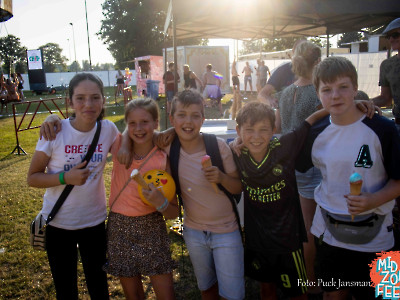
236,102,275,129
313,56,358,92
170,89,205,117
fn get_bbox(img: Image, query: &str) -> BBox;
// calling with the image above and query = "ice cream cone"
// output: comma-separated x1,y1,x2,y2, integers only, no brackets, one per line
201,155,219,194
131,169,150,190
349,172,363,221
349,181,362,196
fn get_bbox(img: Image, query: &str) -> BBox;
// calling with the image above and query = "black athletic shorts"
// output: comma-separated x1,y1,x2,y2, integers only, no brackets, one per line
314,237,380,299
232,75,240,86
245,247,308,297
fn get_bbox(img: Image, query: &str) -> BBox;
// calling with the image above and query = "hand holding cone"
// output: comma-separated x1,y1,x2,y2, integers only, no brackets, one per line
131,169,150,190
349,172,363,221
201,155,219,194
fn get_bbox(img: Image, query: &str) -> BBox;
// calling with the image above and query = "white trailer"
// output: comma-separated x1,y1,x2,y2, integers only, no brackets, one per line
164,45,230,93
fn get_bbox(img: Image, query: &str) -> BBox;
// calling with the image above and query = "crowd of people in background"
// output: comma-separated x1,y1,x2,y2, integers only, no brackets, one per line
0,72,24,114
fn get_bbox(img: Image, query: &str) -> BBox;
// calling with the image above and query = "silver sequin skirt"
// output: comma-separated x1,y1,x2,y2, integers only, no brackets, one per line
104,211,176,277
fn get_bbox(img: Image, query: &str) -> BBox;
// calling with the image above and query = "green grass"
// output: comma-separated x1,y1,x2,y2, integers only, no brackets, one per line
0,91,264,299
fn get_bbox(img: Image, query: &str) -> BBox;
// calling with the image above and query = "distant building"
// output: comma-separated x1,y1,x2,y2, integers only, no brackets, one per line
340,35,390,54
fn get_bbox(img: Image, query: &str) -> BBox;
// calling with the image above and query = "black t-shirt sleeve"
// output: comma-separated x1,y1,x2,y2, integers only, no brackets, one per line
280,121,311,160
364,116,400,180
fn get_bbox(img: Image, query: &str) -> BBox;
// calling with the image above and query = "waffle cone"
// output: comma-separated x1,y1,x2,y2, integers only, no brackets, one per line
132,172,149,190
349,180,362,221
349,181,362,195
201,157,219,193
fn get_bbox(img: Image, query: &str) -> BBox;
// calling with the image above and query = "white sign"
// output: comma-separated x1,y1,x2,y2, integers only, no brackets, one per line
27,49,43,70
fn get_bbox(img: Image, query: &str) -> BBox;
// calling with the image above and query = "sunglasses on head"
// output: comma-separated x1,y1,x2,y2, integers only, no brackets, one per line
386,32,400,40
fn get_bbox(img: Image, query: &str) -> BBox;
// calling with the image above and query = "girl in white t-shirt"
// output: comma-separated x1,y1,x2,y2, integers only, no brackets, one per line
27,73,119,299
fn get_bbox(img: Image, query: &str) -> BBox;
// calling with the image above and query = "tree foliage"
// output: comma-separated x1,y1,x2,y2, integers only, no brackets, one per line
98,0,205,69
0,35,27,74
240,37,299,55
337,32,363,48
69,61,82,72
39,43,68,72
92,63,115,71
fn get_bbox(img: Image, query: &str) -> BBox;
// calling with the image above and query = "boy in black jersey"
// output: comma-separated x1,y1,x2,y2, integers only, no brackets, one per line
233,102,327,300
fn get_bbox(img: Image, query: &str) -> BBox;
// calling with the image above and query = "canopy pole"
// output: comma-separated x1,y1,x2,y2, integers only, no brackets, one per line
326,28,330,57
172,0,178,98
164,37,168,129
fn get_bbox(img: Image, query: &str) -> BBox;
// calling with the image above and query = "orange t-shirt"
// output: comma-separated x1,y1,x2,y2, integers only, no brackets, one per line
109,134,167,217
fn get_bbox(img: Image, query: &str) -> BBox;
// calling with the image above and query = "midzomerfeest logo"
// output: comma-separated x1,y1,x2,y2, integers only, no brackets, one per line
370,251,400,299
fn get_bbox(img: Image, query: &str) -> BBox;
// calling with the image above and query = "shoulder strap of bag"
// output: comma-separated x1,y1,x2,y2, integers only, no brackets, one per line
45,120,102,226
169,135,183,223
203,133,243,241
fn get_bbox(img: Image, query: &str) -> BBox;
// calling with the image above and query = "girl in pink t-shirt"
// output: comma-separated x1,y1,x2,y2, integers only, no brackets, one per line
105,98,179,299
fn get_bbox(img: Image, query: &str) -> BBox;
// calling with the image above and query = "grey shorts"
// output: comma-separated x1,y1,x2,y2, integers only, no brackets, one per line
295,167,322,199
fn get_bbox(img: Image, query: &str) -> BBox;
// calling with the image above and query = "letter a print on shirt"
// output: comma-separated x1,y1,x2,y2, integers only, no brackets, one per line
354,145,373,168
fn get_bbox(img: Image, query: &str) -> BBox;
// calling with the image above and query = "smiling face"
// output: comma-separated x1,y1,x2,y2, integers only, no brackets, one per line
69,80,105,130
237,119,276,162
317,76,358,124
169,101,204,144
126,107,158,148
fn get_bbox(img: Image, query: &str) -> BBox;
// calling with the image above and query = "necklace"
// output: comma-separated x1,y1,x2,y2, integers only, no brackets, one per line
133,149,151,160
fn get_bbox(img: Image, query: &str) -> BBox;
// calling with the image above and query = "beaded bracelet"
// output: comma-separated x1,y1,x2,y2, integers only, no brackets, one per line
156,198,169,212
59,172,66,185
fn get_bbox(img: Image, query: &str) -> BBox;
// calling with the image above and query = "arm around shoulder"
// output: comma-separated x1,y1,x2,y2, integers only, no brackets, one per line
305,108,329,126
371,86,393,107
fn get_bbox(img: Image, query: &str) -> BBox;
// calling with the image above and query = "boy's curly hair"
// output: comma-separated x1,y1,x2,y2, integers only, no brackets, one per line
170,89,205,117
236,102,275,129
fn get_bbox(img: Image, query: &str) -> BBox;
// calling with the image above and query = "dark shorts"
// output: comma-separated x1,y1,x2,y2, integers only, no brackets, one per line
314,237,378,299
245,247,308,297
116,78,124,84
232,75,240,86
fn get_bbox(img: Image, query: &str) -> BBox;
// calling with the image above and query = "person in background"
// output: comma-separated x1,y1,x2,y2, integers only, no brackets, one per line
231,59,242,119
258,39,306,107
258,60,271,89
183,64,202,91
163,62,180,115
203,63,223,117
5,78,19,103
115,70,125,98
371,18,400,134
0,74,8,114
16,73,24,101
242,61,253,94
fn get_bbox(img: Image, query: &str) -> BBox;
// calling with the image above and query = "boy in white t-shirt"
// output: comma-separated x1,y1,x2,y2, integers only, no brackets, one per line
297,56,400,300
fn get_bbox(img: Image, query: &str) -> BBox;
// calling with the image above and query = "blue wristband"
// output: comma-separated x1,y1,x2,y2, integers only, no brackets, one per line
157,198,169,212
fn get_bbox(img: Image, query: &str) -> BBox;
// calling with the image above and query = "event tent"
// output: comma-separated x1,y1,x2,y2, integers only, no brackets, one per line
164,0,400,40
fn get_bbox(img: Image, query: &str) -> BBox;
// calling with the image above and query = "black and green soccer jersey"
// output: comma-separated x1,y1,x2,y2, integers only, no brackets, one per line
234,121,310,253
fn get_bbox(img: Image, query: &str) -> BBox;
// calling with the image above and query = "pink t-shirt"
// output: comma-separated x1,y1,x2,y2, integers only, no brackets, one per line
109,134,167,217
166,136,238,233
